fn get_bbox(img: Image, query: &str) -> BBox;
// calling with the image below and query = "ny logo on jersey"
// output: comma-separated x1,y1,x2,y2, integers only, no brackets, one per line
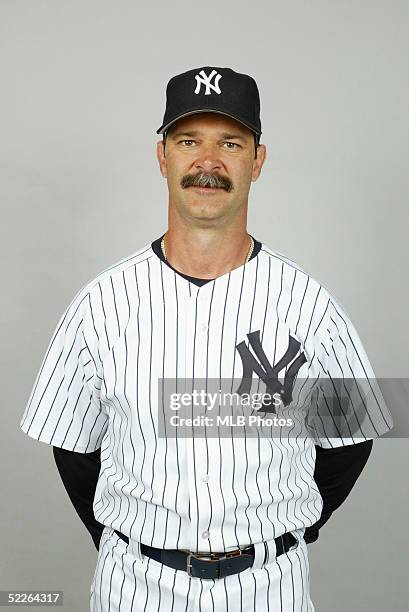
235,330,307,413
194,69,222,95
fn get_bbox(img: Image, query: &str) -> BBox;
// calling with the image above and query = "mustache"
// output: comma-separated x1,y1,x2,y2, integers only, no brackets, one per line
181,172,233,192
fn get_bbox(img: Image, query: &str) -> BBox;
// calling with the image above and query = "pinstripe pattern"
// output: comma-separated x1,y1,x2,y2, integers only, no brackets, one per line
20,240,392,610
89,526,314,611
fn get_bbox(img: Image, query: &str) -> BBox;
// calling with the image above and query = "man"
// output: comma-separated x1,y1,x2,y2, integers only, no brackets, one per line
20,66,393,611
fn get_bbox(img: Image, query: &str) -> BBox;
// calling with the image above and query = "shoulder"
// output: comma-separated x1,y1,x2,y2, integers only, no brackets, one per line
67,242,154,308
259,243,310,276
259,243,351,317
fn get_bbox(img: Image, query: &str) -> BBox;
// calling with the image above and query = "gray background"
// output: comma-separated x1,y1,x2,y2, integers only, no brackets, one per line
1,1,408,610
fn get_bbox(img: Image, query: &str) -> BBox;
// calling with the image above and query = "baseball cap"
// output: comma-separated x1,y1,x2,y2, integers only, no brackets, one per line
156,66,262,143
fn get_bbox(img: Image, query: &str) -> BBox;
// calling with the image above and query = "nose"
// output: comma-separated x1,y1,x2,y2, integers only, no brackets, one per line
193,144,222,173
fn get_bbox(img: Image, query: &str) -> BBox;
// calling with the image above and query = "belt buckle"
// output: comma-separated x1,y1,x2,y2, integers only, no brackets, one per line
186,551,216,577
186,548,243,578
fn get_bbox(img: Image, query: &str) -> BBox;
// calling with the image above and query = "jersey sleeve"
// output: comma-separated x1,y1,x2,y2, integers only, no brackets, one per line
309,296,394,449
19,285,108,453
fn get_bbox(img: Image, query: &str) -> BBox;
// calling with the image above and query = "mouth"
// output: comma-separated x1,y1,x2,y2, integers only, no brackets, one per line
188,186,224,195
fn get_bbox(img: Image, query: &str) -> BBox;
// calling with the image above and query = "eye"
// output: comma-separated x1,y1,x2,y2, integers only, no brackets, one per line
223,142,240,150
178,139,196,146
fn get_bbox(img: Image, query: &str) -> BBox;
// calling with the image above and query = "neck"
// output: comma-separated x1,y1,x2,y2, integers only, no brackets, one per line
162,228,252,279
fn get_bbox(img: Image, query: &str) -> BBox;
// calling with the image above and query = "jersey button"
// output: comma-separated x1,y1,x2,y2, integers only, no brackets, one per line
201,474,209,483
201,530,210,539
201,324,208,332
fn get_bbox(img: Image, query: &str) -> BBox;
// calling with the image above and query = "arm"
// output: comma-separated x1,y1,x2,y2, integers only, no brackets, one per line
52,446,105,550
304,439,373,543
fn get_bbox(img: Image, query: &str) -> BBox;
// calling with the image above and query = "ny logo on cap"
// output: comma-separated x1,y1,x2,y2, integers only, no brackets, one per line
194,69,222,95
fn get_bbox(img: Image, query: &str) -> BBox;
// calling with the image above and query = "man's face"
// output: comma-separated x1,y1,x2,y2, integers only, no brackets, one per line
156,113,266,225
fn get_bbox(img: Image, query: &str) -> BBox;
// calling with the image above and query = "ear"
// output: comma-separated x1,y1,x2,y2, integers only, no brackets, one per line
251,144,266,182
157,140,167,178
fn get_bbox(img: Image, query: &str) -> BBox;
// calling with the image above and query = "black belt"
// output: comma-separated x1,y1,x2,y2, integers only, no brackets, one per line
113,529,298,579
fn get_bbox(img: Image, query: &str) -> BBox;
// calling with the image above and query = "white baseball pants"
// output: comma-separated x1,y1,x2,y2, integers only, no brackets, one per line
90,526,315,611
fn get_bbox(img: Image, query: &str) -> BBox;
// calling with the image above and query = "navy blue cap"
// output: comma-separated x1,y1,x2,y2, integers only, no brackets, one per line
156,66,262,140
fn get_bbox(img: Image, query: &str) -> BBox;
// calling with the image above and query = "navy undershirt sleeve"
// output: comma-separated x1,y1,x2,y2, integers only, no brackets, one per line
303,439,373,543
53,446,105,550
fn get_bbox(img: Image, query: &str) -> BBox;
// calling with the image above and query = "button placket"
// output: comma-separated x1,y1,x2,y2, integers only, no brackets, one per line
192,290,215,551
183,286,213,551
182,288,198,552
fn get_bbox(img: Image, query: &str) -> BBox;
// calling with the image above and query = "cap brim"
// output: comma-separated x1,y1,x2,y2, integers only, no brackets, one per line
156,109,261,136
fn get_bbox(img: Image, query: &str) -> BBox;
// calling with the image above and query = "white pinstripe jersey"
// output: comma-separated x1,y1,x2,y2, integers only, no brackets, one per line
20,241,393,553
